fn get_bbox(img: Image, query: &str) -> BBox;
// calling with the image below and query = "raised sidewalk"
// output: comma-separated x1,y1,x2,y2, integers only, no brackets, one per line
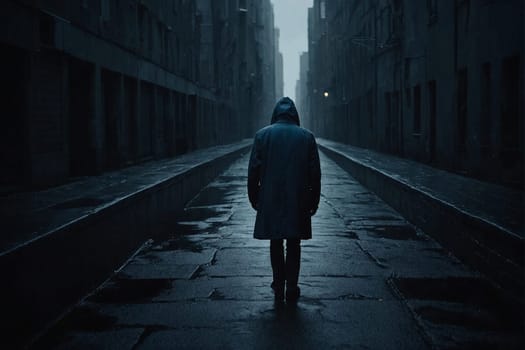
318,139,524,300
0,140,251,346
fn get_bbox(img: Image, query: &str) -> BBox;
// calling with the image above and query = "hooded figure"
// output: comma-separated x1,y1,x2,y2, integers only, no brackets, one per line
248,97,321,302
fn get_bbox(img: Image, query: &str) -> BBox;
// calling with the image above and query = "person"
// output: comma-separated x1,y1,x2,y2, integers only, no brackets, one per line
248,97,321,303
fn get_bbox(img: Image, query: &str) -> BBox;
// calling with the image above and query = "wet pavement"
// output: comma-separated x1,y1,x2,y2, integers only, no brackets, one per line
318,139,524,238
0,141,250,255
319,139,524,302
34,153,524,349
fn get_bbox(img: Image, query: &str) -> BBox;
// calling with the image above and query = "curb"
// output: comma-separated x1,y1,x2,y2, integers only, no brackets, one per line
0,142,251,348
319,143,524,302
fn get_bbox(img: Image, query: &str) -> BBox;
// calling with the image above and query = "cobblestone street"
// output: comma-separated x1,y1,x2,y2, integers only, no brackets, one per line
36,153,523,349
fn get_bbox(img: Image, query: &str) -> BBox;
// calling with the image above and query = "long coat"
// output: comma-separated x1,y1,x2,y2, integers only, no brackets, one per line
248,97,321,240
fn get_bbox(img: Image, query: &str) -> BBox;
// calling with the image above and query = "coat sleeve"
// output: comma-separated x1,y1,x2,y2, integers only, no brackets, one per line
247,134,262,210
308,135,321,215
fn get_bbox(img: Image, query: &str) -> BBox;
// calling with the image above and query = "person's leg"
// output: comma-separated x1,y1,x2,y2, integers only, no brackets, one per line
285,238,301,301
270,239,285,300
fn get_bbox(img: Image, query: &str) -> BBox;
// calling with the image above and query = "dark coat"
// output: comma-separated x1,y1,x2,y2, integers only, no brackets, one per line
248,97,321,240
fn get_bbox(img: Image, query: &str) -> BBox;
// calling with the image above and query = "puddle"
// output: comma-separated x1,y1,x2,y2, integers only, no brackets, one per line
188,185,238,206
169,206,232,236
366,225,422,240
213,175,246,184
88,278,172,303
151,236,203,252
181,207,231,222
170,222,207,235
52,197,106,209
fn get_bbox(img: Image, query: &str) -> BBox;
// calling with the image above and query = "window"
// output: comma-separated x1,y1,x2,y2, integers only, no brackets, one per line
147,15,153,54
457,68,468,152
480,63,491,155
393,0,402,11
39,12,55,46
392,0,403,35
392,90,400,154
138,4,146,46
385,92,392,148
413,85,421,134
404,58,410,83
367,89,374,129
456,0,471,32
320,0,326,19
427,0,438,24
100,0,110,21
158,22,163,44
428,80,437,161
385,92,392,122
500,55,521,163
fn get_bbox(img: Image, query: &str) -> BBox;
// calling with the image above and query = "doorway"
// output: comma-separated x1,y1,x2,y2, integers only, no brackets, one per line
0,45,26,191
428,80,437,163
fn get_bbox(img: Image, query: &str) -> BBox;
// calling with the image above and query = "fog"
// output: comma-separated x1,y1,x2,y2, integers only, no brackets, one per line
272,0,313,100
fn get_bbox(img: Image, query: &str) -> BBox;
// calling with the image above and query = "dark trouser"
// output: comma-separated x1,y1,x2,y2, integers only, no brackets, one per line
270,238,301,289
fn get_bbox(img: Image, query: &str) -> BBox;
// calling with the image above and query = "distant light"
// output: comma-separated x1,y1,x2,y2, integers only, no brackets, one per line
323,91,329,98
239,8,248,12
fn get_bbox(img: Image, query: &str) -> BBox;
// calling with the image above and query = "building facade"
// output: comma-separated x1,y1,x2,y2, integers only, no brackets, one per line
0,0,281,191
295,51,309,127
304,0,524,187
275,28,284,100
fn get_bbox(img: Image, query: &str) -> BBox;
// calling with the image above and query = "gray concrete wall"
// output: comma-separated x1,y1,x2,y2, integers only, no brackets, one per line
320,143,523,303
304,0,524,188
0,0,281,190
0,142,250,347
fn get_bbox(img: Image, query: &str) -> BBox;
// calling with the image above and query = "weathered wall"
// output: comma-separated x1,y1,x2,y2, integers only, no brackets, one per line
304,0,524,188
0,0,282,190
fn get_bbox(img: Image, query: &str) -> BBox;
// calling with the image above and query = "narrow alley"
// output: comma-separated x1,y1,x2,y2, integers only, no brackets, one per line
35,153,523,349
1,1,523,349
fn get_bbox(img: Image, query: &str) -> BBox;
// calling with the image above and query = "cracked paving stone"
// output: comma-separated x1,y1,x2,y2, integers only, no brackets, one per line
36,153,523,350
51,329,144,350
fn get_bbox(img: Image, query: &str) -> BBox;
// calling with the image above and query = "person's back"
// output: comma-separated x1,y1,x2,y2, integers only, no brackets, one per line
248,97,321,303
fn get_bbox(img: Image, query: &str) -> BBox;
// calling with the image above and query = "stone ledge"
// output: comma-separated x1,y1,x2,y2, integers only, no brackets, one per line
0,140,251,347
318,139,524,302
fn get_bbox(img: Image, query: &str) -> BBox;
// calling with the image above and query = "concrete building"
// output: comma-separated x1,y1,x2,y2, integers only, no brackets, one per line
295,51,309,127
0,0,282,192
209,0,281,134
305,0,332,138
304,0,524,188
275,28,284,100
254,0,279,130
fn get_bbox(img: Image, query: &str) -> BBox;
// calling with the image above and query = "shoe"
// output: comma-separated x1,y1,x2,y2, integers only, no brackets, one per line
286,286,300,303
271,282,284,302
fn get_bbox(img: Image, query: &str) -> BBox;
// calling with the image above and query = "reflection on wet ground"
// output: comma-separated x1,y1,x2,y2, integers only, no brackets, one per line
366,224,422,240
88,279,173,304
34,153,524,349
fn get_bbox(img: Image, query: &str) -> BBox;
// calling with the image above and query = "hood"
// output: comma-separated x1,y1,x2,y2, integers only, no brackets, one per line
271,97,300,126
